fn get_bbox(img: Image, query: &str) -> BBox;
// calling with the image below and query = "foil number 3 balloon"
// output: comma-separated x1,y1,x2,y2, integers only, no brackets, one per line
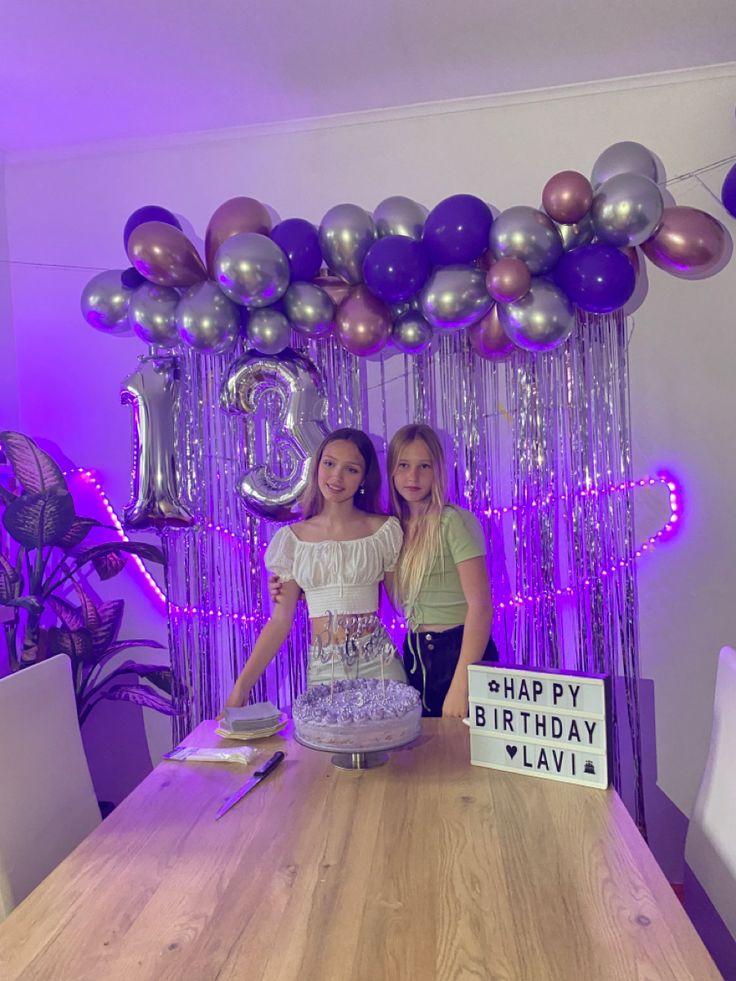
221,350,330,520
121,356,195,529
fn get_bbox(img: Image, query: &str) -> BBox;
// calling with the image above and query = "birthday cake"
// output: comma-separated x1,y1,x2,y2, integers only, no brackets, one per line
293,678,422,752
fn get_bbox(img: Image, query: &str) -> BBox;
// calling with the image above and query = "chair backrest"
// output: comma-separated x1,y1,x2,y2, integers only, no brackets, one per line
684,645,736,940
0,654,101,921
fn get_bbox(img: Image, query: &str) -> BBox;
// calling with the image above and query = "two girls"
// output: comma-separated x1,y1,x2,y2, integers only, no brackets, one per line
247,421,499,719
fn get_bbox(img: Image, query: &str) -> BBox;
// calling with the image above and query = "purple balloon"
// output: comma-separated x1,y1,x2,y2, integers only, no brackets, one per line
423,194,493,265
123,206,181,252
721,162,736,219
555,244,636,313
362,235,431,303
120,266,147,290
270,218,322,281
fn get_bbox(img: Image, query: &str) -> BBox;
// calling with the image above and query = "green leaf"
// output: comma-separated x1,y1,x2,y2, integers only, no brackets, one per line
56,517,105,550
48,596,84,631
73,580,102,636
47,626,94,661
0,553,22,602
78,541,165,568
88,599,124,654
2,489,76,548
3,596,44,614
91,549,127,580
0,432,67,495
75,637,164,677
113,660,172,693
100,683,177,716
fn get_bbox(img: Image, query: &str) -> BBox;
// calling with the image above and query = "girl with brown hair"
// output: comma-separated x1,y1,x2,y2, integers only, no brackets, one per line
225,428,406,709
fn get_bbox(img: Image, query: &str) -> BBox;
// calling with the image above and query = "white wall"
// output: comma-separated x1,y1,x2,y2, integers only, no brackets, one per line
4,67,736,861
0,160,19,431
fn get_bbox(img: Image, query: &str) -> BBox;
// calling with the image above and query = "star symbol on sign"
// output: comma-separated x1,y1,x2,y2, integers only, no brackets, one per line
488,680,500,693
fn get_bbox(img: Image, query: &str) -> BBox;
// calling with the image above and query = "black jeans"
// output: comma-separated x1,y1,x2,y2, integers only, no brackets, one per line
402,624,500,717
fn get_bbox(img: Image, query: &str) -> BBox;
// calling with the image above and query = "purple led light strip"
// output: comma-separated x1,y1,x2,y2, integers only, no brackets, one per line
65,469,681,622
64,469,167,606
495,471,681,611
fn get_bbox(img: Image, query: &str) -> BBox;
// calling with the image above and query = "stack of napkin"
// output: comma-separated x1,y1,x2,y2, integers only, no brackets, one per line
218,701,285,738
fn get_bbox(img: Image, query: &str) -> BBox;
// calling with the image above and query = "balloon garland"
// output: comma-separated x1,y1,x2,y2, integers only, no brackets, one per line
82,140,733,359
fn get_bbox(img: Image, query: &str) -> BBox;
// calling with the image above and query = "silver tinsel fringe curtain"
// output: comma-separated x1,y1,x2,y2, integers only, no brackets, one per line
160,310,644,830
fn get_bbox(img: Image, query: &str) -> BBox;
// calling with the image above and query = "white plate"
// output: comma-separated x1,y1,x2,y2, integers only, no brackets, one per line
216,715,288,741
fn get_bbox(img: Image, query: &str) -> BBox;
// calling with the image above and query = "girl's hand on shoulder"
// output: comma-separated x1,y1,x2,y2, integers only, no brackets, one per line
441,682,469,719
268,574,284,604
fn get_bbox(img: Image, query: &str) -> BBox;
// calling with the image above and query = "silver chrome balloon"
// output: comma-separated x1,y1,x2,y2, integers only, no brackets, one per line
247,307,291,354
498,279,574,353
591,141,658,187
489,206,564,275
419,265,492,330
80,269,133,334
319,203,377,284
373,195,428,240
176,280,240,354
591,173,664,248
556,212,596,252
392,311,433,353
128,283,180,347
283,282,334,337
120,355,194,529
221,349,330,520
213,232,290,308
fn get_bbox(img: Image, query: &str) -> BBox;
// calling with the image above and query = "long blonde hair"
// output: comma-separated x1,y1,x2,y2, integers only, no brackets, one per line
387,424,448,616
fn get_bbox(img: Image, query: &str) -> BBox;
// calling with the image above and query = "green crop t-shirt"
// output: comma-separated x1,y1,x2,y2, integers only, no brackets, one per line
409,506,486,627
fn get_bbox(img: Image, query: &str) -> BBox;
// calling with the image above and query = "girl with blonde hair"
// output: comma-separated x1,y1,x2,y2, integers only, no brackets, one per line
225,428,406,710
388,423,499,718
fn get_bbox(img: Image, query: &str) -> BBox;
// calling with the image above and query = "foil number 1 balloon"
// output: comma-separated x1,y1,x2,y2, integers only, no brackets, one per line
221,350,330,520
121,356,195,529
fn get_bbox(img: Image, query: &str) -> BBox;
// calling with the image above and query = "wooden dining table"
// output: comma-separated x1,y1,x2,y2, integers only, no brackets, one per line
0,718,721,980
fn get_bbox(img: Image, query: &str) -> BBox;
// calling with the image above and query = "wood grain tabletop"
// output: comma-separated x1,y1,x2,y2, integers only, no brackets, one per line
0,719,721,980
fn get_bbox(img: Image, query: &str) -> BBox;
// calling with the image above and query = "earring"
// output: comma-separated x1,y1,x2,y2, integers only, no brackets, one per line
358,485,365,496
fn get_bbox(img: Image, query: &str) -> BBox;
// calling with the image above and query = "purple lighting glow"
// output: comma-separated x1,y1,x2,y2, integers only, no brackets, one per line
65,468,682,623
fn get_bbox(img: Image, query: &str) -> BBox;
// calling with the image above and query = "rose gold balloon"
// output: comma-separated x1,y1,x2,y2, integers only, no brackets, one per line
127,221,207,288
314,275,351,306
335,285,391,356
542,171,593,225
641,206,728,280
468,305,516,361
485,257,532,303
205,197,272,275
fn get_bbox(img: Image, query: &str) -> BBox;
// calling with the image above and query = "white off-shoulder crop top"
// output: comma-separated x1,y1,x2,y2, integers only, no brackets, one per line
264,517,403,618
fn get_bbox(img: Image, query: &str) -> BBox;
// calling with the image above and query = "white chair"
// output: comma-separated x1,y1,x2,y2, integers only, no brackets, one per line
0,654,101,921
684,645,736,974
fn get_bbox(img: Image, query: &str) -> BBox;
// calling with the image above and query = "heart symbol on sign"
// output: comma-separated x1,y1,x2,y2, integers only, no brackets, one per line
506,745,518,759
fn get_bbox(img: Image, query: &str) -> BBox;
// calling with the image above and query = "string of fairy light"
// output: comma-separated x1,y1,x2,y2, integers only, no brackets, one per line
65,468,681,623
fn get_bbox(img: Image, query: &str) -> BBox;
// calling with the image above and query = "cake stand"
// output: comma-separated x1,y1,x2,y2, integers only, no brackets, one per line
294,732,415,769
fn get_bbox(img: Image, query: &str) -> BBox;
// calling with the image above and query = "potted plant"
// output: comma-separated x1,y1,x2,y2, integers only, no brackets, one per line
0,431,176,725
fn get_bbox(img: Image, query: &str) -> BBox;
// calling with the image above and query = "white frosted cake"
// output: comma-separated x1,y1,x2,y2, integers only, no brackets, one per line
293,678,422,752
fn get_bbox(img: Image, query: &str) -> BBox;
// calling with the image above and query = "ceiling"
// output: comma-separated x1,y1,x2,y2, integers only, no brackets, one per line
1,1,735,154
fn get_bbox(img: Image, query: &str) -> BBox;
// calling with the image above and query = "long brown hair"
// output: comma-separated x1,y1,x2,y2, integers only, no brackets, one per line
300,428,383,518
387,424,448,615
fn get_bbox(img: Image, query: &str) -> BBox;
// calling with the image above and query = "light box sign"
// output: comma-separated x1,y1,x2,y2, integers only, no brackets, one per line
467,662,611,790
